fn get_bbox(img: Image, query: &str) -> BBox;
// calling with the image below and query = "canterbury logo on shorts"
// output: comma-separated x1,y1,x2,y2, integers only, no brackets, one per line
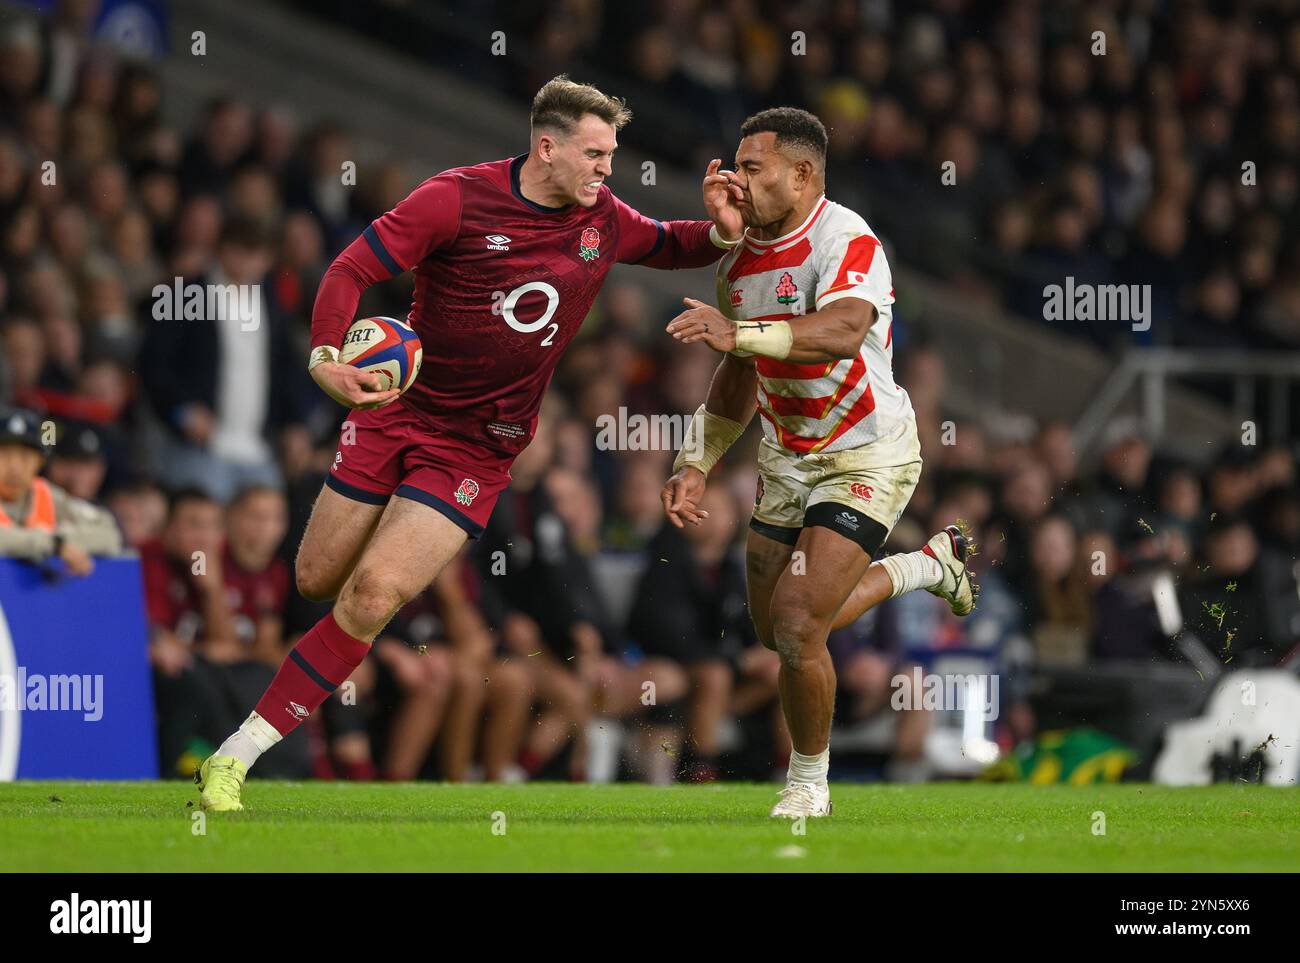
850,482,874,501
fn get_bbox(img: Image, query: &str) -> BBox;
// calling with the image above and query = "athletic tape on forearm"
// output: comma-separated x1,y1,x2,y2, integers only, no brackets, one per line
734,319,793,359
709,224,743,249
308,345,340,370
673,404,745,476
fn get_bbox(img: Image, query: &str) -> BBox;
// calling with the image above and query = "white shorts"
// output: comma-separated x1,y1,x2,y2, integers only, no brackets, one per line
750,424,921,552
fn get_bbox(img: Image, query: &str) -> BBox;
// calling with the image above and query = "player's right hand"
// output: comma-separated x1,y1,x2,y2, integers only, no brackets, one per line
310,361,401,410
661,466,709,528
703,159,745,241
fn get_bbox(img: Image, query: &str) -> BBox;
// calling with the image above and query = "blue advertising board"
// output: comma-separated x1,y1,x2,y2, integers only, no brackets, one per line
0,558,157,779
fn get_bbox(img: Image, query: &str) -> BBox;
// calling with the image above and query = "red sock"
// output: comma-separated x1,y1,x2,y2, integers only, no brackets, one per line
255,612,370,737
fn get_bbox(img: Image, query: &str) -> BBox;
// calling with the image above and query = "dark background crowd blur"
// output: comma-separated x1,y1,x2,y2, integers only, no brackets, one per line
1,0,1298,784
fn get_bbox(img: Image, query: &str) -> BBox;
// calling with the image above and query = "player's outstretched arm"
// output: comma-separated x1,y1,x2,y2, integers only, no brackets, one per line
662,353,755,529
666,296,876,364
613,162,744,270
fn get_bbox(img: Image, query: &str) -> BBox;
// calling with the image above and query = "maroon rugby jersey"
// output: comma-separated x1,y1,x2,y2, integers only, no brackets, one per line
312,154,723,454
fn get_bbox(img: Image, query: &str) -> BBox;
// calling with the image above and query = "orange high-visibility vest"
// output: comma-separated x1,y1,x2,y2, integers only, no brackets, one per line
0,477,57,532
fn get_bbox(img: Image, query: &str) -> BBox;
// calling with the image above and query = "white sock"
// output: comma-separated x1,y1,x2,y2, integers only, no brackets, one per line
788,747,829,786
876,550,942,598
216,712,282,769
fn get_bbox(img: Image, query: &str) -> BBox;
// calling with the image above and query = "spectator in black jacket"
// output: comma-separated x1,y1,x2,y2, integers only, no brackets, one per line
139,216,312,501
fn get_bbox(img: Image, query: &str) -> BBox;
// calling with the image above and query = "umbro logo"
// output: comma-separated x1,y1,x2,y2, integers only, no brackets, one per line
485,234,511,251
836,511,860,531
288,701,310,720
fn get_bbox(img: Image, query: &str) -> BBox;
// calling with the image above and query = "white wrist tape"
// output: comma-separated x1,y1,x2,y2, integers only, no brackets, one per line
709,224,743,249
734,319,793,359
673,404,745,476
308,345,340,370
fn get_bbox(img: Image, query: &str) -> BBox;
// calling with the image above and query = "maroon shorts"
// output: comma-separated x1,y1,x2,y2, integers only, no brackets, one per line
325,403,513,538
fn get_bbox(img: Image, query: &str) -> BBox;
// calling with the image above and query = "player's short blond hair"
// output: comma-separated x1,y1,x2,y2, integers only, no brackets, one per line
530,75,632,137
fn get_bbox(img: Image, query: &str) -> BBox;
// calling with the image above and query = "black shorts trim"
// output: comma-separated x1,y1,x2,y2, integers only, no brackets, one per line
394,484,485,539
748,517,801,546
803,501,889,557
324,473,390,505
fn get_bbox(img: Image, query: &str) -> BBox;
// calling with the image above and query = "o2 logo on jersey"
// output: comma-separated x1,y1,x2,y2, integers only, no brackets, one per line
496,281,560,346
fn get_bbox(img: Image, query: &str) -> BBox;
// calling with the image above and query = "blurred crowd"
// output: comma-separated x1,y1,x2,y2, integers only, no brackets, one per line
1,2,1298,784
468,0,1300,353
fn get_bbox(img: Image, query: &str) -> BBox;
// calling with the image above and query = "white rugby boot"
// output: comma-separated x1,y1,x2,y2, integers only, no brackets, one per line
770,780,832,818
922,522,978,616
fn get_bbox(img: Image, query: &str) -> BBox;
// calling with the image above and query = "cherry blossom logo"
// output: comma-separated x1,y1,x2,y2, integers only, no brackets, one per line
775,271,799,304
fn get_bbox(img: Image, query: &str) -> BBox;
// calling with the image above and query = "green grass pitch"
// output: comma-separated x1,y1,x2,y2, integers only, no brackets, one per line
0,781,1295,872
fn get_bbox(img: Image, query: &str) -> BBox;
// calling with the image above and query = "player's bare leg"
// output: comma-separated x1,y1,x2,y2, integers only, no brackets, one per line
766,525,874,817
832,522,979,629
199,495,468,810
333,497,468,639
771,527,872,753
745,529,796,652
831,564,894,630
294,482,386,601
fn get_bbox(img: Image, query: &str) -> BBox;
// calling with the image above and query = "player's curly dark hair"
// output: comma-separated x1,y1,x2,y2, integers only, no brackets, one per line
740,107,828,168
531,74,632,135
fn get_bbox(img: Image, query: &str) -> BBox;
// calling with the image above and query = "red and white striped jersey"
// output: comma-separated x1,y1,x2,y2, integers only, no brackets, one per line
716,195,916,458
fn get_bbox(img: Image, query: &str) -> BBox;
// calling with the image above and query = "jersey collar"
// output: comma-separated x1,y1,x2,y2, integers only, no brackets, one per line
510,153,571,214
743,194,829,249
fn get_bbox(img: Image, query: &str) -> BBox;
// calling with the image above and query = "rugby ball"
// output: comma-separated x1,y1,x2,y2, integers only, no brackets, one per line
338,316,423,394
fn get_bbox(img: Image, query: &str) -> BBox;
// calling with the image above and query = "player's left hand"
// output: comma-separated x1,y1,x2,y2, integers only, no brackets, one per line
667,298,737,352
